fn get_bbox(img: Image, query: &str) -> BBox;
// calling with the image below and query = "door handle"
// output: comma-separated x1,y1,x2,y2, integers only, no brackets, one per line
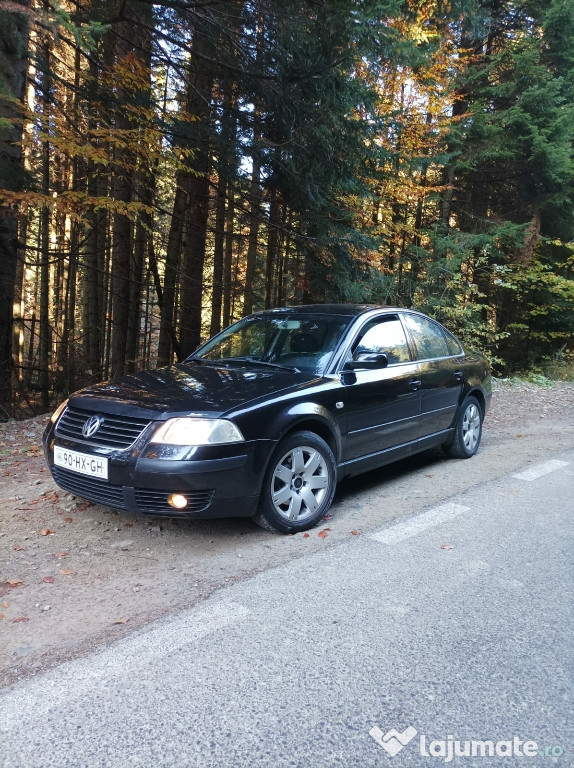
454,371,463,381
409,379,422,391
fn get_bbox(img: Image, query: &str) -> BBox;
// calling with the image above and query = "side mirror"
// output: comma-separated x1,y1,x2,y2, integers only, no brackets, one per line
344,353,389,371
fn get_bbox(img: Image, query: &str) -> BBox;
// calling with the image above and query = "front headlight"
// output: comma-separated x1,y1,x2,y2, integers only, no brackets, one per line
150,418,244,446
50,399,69,424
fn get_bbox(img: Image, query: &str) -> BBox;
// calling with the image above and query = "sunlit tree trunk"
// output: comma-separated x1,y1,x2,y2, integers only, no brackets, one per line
38,36,52,410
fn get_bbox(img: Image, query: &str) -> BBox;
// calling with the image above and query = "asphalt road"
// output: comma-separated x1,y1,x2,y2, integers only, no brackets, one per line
1,449,572,768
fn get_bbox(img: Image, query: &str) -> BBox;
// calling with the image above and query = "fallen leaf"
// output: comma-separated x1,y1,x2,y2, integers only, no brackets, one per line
303,532,310,538
322,514,334,521
49,492,59,504
124,522,133,528
53,552,68,558
59,569,75,576
78,501,92,511
113,617,129,625
350,530,360,536
318,530,329,539
0,613,4,619
43,576,54,583
64,517,73,523
13,545,23,551
425,474,435,478
5,579,22,588
1,601,8,608
12,616,29,623
441,544,454,550
39,529,53,536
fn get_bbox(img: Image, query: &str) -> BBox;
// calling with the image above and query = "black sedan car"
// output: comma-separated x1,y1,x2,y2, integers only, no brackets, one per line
43,305,491,533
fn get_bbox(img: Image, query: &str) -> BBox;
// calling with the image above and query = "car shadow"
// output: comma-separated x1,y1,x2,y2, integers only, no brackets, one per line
334,448,447,503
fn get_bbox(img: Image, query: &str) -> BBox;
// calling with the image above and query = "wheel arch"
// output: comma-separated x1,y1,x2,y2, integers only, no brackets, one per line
262,403,342,467
462,387,486,417
280,418,338,459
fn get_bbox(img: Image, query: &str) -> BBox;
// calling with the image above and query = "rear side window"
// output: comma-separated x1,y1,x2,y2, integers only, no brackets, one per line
444,330,463,356
402,314,450,360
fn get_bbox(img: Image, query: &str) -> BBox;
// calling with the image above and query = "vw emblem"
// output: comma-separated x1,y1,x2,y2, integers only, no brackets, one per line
82,415,103,438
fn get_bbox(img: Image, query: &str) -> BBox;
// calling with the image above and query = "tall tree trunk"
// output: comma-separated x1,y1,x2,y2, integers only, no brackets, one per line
126,29,154,374
38,38,52,410
177,29,215,357
0,0,31,413
157,177,187,365
210,80,235,337
211,172,227,337
242,108,262,316
264,188,280,309
222,189,235,328
109,27,134,378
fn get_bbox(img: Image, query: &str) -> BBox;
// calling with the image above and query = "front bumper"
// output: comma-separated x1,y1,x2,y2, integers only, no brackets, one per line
43,422,274,519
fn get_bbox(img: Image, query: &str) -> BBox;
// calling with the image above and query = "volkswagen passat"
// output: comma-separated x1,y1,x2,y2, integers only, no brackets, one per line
43,305,492,533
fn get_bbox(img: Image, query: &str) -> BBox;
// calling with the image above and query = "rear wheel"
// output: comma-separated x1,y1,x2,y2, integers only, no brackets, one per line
445,396,483,458
253,431,337,534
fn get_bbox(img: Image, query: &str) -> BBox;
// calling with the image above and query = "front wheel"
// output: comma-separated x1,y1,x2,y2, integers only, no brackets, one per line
252,431,337,534
445,396,483,459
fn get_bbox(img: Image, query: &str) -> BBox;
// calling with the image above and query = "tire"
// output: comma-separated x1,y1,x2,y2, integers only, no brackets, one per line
252,430,337,534
445,396,483,459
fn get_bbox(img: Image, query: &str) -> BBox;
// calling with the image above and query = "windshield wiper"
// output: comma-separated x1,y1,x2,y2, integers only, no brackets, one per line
216,356,301,373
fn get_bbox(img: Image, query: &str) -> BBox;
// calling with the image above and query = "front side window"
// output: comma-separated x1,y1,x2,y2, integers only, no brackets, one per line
352,317,411,364
403,314,449,360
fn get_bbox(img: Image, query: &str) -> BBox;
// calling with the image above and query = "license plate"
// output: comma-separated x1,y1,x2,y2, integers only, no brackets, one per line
54,445,109,480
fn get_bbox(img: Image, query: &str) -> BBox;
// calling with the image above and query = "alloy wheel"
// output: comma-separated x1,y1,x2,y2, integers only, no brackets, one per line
271,445,330,523
462,403,481,452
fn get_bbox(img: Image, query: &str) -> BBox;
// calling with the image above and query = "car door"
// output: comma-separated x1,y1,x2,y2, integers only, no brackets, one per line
401,312,464,439
340,315,422,465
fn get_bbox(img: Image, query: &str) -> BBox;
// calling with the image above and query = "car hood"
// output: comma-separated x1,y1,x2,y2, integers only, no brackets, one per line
69,362,319,417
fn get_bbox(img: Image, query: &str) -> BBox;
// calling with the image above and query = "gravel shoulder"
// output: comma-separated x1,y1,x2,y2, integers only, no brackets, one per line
1,379,573,687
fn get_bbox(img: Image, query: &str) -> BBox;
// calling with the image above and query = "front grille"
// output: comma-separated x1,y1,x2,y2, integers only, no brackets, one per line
51,467,215,516
52,467,126,509
56,406,151,450
134,489,215,515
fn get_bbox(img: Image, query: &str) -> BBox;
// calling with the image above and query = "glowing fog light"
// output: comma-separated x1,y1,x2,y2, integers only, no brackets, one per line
167,493,188,510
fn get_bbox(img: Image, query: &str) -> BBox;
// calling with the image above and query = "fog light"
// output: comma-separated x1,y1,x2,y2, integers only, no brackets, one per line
167,493,188,510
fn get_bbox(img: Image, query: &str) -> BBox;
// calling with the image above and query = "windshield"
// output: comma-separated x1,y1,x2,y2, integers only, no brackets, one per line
192,314,351,375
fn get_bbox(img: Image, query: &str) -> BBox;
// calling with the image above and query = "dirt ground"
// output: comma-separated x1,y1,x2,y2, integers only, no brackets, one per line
1,379,574,687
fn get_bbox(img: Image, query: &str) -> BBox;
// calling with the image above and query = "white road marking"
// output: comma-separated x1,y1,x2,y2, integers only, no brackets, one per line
371,502,470,545
513,460,569,482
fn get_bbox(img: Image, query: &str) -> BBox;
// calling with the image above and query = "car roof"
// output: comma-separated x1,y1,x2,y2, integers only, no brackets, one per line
252,304,404,318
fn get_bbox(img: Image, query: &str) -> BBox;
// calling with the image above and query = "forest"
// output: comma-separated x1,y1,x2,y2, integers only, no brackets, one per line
1,0,573,418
